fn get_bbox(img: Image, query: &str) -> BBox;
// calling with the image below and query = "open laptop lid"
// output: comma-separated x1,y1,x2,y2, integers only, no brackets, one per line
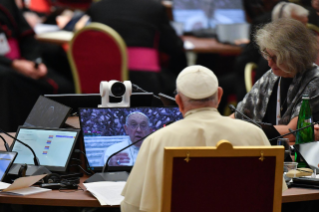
11,127,80,172
78,107,183,172
24,96,72,128
172,0,246,34
294,141,319,171
0,151,17,181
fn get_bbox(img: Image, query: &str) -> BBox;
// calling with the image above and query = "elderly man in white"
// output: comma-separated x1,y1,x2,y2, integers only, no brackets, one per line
120,65,287,212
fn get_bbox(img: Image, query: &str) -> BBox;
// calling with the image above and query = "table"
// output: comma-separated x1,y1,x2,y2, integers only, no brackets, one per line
0,174,317,207
0,176,120,208
1,117,318,208
35,31,242,55
283,187,319,203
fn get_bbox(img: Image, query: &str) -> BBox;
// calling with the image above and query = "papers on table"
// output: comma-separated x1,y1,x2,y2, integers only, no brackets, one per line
36,31,74,42
1,174,51,196
34,24,60,34
0,181,10,190
1,187,51,196
83,181,126,206
184,40,195,50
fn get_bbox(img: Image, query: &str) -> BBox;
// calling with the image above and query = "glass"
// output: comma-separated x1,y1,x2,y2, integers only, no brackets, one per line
261,49,277,63
277,138,290,160
283,162,298,183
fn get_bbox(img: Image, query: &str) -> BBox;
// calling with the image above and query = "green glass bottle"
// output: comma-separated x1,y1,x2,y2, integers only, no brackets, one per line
295,94,314,167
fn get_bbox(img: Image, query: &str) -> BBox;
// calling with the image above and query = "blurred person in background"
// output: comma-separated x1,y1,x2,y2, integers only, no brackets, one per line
0,0,74,131
76,0,187,95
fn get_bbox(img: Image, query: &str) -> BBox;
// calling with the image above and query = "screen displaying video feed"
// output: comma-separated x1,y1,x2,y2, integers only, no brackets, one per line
79,107,183,170
173,0,246,32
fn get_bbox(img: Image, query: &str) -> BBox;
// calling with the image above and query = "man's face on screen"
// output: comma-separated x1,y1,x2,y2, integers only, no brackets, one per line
124,113,151,146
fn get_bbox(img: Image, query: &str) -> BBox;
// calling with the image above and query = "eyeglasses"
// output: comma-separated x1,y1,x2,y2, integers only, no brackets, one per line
128,122,149,130
261,49,277,63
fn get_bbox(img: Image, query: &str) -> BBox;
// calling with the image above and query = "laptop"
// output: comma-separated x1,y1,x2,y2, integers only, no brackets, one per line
10,127,80,172
24,96,72,128
78,107,183,172
172,0,246,37
0,151,17,181
294,141,319,172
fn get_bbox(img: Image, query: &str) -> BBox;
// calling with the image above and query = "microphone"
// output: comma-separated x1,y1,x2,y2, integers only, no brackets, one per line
0,135,10,151
0,127,51,177
0,127,40,165
102,132,153,173
229,104,262,128
84,121,175,183
269,122,317,142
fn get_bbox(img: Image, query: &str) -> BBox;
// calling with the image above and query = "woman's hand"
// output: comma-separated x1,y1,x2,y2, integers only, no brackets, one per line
274,117,298,143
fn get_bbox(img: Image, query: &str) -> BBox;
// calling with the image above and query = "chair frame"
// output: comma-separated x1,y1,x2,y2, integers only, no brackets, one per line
67,22,128,93
244,62,257,93
161,140,284,212
307,23,319,35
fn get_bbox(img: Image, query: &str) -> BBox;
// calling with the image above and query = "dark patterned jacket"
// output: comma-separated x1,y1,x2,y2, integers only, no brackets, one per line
235,64,319,125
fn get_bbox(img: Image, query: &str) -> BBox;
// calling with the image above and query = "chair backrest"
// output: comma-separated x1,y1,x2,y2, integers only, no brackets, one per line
307,23,319,36
244,62,257,92
162,140,284,212
67,22,128,93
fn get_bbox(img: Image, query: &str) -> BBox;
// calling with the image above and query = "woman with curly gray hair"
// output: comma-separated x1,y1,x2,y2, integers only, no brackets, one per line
231,18,319,142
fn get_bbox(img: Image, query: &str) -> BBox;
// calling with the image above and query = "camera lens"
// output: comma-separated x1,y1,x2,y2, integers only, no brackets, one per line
111,82,126,97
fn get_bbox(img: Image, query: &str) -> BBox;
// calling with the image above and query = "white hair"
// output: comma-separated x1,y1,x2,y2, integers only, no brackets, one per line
272,2,309,21
125,111,151,126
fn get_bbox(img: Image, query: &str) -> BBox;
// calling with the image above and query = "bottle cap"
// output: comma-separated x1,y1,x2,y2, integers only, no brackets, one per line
302,93,310,100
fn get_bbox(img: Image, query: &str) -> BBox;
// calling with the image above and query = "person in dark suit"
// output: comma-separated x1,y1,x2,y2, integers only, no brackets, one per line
84,0,187,95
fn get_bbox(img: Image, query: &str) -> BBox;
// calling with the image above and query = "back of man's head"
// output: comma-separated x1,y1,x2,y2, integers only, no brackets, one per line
176,65,220,112
272,2,309,23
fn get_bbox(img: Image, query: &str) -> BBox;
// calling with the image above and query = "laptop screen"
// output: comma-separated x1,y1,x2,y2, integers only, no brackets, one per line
173,0,246,33
11,127,80,172
79,107,183,171
0,151,17,181
294,141,319,171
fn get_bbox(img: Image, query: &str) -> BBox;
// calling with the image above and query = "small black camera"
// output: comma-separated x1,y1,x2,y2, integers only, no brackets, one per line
110,82,126,97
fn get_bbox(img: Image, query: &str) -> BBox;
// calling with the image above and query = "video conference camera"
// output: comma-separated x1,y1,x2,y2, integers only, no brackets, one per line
99,80,132,108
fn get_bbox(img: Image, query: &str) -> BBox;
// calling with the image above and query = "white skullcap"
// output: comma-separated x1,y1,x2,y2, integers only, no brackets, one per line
176,65,218,99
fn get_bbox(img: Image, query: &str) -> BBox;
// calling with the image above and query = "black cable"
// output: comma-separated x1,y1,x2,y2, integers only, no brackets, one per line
74,149,95,174
0,128,40,165
0,135,10,151
59,186,83,193
70,164,92,175
132,84,160,100
71,158,82,163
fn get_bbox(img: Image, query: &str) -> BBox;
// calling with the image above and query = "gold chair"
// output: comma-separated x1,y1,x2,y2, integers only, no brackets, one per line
162,140,284,212
244,62,257,92
67,22,128,93
307,23,319,35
